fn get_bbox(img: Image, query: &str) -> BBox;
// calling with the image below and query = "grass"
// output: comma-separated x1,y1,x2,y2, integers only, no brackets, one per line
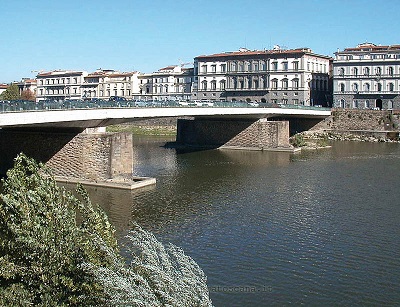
106,124,177,136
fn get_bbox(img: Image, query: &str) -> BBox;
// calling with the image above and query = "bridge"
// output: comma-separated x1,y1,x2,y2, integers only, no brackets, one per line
0,100,331,186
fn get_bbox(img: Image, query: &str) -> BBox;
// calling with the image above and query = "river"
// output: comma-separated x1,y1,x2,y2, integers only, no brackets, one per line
82,136,400,306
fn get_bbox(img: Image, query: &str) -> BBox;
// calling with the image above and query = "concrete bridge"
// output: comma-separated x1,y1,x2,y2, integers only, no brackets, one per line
0,102,331,185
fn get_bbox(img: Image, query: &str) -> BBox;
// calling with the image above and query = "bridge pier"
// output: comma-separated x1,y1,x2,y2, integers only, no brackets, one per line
0,130,133,182
176,118,296,151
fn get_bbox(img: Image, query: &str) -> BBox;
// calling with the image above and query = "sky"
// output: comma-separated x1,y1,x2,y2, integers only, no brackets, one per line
1,0,400,83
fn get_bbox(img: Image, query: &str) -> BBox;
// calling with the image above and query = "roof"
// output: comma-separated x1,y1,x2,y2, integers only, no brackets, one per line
195,47,330,60
37,70,86,77
339,43,400,53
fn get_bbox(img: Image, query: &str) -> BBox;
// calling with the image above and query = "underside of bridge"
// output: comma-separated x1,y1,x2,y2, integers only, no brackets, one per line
0,115,324,182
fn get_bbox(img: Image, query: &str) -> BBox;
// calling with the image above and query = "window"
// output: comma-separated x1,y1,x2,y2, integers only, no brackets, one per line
364,67,370,76
292,79,299,90
375,67,381,75
231,62,237,71
366,100,370,108
253,62,259,71
282,79,288,90
239,80,244,89
254,79,259,89
364,83,370,92
353,100,358,108
220,80,226,90
211,65,216,73
220,64,226,72
353,67,358,76
293,99,299,104
389,83,394,91
272,62,278,71
339,68,345,76
238,62,244,72
388,67,394,76
293,61,299,70
340,83,345,92
377,83,382,92
271,79,278,90
210,80,216,90
201,80,207,90
282,62,288,71
202,65,207,73
352,83,358,92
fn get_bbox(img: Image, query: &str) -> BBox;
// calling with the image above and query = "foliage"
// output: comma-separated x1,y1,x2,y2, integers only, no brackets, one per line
20,89,36,101
0,154,212,306
290,133,306,147
0,84,20,100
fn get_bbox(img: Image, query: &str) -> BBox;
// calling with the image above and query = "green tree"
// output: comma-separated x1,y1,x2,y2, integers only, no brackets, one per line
0,154,212,306
0,83,20,100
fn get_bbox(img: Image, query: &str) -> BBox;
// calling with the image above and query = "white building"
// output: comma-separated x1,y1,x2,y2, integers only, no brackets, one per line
333,42,400,109
82,70,140,100
193,47,332,106
137,65,194,101
36,70,88,101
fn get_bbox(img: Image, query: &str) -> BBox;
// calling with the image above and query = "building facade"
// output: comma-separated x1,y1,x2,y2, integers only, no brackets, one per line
193,47,332,106
82,70,140,100
333,42,400,109
36,70,88,101
137,65,193,101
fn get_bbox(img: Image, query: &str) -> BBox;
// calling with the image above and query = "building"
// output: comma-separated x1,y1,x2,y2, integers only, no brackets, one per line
18,78,37,100
36,70,88,101
137,65,194,101
82,69,140,100
333,42,400,109
0,84,8,96
193,46,332,106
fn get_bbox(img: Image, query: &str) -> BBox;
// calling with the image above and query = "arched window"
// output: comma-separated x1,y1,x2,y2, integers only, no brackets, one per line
375,67,381,75
364,67,370,76
388,83,394,91
210,80,216,90
271,79,278,90
377,83,382,92
340,83,345,92
388,67,394,76
353,83,358,92
292,79,299,90
282,79,288,90
219,80,226,90
363,83,370,92
353,67,358,76
340,99,346,108
339,68,345,76
388,100,393,109
165,85,168,93
366,100,370,108
201,80,207,91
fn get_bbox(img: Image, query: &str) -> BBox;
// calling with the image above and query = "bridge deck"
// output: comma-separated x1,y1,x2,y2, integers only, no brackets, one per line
0,107,331,129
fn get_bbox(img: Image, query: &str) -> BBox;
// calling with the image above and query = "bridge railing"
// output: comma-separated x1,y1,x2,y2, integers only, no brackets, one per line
0,99,331,113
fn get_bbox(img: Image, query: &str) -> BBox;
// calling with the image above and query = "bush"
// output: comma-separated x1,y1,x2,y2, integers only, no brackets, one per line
290,134,306,147
0,154,212,306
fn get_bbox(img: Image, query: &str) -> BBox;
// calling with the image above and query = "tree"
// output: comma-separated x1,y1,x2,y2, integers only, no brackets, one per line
0,83,20,100
0,154,212,306
20,89,36,101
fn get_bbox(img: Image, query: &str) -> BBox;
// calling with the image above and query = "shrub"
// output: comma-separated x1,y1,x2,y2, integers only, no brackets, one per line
0,154,212,306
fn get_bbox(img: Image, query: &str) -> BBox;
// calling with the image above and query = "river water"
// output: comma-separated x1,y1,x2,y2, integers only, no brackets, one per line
83,136,400,306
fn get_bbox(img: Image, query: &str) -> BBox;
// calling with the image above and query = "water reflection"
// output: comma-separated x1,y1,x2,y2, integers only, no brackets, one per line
81,137,400,306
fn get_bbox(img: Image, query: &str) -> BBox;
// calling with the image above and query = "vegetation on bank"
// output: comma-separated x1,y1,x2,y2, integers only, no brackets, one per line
106,124,177,136
0,154,212,306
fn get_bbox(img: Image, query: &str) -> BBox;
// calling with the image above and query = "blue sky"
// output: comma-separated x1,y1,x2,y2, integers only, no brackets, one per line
1,0,399,83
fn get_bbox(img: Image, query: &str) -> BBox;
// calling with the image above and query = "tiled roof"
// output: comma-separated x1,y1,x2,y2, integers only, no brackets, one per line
341,43,400,53
194,47,326,59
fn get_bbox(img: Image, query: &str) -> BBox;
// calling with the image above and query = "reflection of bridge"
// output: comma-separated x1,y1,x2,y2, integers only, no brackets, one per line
0,101,331,182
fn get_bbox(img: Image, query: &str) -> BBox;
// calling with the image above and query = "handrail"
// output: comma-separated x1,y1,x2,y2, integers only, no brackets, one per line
0,99,331,113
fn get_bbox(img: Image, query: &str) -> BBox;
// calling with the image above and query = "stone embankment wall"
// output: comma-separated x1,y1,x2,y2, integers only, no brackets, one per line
311,109,400,131
306,109,400,141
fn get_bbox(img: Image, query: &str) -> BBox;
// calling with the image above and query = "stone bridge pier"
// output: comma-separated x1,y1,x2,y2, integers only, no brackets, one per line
0,129,133,181
176,118,296,151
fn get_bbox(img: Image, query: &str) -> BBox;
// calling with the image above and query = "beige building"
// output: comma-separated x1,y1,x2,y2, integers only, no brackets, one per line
193,46,331,106
333,42,400,109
